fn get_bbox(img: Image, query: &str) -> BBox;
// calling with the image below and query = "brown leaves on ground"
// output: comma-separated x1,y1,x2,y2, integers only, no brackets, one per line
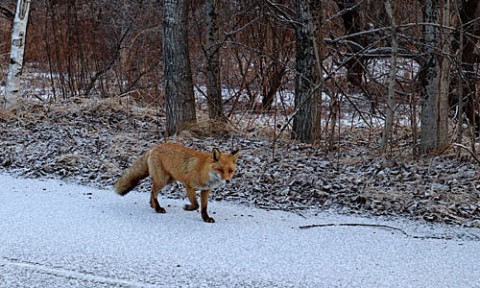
1,98,480,227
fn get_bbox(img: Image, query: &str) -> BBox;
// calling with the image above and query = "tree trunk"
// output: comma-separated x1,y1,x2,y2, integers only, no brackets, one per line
454,1,465,156
333,0,364,88
205,0,225,120
456,0,480,135
292,0,320,142
419,0,451,154
261,64,285,111
437,0,451,150
3,0,31,110
381,0,398,154
163,0,196,135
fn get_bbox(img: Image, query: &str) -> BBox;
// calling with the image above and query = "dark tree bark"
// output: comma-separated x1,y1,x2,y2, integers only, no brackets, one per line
260,21,289,111
458,1,480,65
292,0,320,142
261,64,285,110
419,0,451,154
205,0,225,120
457,0,480,134
163,0,196,135
0,3,15,20
333,0,365,88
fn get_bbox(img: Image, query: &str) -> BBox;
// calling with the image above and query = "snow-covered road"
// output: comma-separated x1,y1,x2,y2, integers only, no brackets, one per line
1,173,479,288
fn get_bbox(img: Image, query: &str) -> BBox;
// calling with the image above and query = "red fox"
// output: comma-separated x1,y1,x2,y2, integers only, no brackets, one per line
114,143,239,223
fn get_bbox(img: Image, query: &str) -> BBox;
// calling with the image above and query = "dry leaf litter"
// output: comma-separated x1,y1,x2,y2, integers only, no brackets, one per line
1,98,480,227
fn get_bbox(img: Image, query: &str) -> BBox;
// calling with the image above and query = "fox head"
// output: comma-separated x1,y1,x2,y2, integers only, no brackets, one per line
211,148,240,184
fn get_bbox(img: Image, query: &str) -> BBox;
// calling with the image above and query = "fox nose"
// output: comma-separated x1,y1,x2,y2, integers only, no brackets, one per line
226,179,230,184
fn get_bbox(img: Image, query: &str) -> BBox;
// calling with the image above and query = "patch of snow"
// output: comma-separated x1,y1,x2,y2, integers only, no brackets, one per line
1,174,480,287
366,58,420,84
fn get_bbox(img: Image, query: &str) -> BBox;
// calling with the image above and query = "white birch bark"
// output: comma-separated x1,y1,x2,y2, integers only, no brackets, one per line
4,0,31,110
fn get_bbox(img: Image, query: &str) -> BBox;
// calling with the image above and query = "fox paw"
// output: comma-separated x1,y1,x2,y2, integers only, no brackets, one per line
151,199,166,213
154,206,166,213
202,215,215,223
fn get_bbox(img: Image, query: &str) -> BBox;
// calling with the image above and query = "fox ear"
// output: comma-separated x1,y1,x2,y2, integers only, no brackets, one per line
212,148,221,162
231,149,240,161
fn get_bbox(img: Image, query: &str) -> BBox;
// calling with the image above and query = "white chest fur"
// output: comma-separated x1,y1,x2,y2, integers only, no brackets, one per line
195,171,225,190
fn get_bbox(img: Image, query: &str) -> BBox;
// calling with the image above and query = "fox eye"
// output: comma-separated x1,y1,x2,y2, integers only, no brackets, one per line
216,169,224,173
228,169,233,173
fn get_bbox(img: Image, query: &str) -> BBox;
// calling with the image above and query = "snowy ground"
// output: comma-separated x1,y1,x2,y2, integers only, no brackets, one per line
1,173,480,288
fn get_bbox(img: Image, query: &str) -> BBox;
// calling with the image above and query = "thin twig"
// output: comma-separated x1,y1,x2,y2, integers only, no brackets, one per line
452,143,480,164
299,223,480,241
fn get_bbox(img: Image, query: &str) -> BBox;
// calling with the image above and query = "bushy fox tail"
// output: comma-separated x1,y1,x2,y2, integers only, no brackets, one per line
114,152,149,196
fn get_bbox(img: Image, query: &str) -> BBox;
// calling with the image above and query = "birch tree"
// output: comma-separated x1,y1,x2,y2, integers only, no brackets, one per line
3,0,31,109
163,0,197,135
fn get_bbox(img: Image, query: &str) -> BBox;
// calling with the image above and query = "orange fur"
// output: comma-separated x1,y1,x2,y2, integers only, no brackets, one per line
114,143,239,223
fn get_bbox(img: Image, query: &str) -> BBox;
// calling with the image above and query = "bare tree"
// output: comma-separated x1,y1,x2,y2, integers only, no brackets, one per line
259,15,290,111
3,0,31,109
453,0,480,136
332,0,366,88
205,0,225,120
163,0,196,135
381,0,398,154
419,0,451,154
292,0,321,142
